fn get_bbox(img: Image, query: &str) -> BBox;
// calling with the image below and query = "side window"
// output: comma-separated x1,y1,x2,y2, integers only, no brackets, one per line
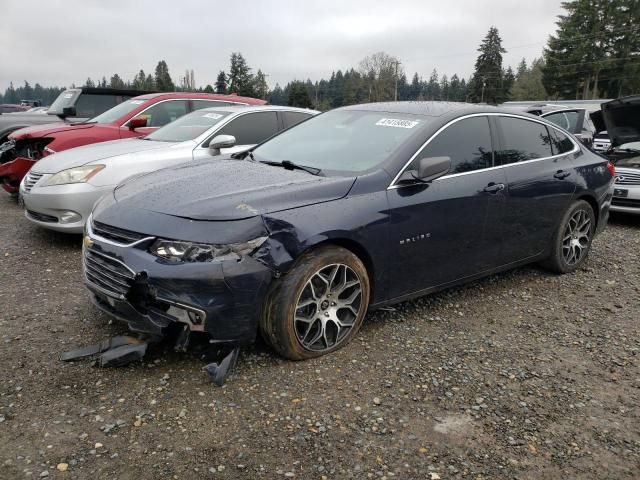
141,100,188,127
282,111,312,129
410,116,493,174
549,128,574,154
216,111,279,145
543,111,580,133
74,94,120,118
496,117,553,165
192,100,234,111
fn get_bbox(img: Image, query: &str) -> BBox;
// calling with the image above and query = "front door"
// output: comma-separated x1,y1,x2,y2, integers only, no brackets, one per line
387,115,507,299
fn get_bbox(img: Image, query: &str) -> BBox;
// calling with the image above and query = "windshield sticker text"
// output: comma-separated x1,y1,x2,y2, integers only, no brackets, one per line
375,118,419,129
203,113,223,119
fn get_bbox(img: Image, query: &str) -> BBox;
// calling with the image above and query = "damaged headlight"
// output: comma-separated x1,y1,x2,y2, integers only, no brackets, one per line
150,237,268,263
44,165,105,186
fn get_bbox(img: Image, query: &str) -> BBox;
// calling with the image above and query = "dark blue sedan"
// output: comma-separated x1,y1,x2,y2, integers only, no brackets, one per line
84,102,615,360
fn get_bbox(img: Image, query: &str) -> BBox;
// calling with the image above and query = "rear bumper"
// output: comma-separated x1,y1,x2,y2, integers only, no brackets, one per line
21,179,111,233
83,220,274,344
0,156,35,194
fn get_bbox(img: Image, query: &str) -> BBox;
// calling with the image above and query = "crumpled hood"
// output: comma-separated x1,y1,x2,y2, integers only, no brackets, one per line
600,96,640,147
33,138,173,173
113,159,356,221
9,121,96,139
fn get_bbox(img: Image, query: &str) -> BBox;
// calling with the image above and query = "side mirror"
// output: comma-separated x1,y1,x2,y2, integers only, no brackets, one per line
208,135,236,156
61,106,76,118
128,116,148,130
398,156,451,184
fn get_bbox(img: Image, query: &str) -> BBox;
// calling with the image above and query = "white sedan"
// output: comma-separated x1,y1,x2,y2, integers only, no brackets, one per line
20,105,317,233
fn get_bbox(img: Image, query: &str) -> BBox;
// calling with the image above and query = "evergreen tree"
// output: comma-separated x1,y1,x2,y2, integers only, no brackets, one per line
215,70,227,94
426,69,440,100
440,74,450,100
84,77,95,88
254,69,269,99
471,26,508,104
268,83,286,105
543,0,640,99
410,73,422,100
154,60,175,91
109,74,125,89
133,70,148,90
516,58,528,79
100,76,107,88
511,58,548,100
228,53,255,96
203,84,214,93
287,81,313,108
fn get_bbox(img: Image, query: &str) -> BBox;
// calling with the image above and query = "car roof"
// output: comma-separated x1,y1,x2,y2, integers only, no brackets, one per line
195,105,319,114
130,92,268,105
338,101,540,118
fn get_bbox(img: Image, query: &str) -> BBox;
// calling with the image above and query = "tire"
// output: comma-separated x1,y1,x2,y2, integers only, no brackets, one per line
260,245,370,360
541,200,595,274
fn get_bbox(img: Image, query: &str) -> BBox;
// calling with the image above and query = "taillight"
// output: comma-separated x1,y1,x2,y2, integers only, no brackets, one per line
607,161,616,177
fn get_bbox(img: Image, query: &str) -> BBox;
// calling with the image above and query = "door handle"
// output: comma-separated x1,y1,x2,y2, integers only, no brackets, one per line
554,170,571,180
483,182,505,194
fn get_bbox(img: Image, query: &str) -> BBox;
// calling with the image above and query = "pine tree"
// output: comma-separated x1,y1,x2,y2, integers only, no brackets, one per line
471,27,508,104
287,81,313,108
254,70,269,99
268,84,286,105
154,60,175,91
516,58,528,79
84,77,95,88
511,58,548,100
109,74,125,89
228,53,255,96
215,71,227,94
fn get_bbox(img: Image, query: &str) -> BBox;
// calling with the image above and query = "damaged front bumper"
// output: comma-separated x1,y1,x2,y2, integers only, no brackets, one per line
0,156,35,194
82,218,274,345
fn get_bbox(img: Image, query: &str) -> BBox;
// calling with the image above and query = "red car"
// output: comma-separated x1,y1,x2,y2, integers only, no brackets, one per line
0,92,266,194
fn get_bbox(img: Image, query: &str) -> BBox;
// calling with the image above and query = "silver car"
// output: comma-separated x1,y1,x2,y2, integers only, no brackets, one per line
20,105,317,233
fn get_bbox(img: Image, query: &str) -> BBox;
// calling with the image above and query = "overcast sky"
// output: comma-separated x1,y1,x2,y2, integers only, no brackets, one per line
1,0,564,92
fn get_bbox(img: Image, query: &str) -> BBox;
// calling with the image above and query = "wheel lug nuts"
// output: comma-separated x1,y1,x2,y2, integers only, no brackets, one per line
324,312,329,317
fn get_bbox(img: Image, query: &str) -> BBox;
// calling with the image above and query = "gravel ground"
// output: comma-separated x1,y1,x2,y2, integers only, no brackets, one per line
0,194,639,480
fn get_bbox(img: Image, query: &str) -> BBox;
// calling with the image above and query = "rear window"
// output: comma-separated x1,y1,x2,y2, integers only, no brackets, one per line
497,117,553,165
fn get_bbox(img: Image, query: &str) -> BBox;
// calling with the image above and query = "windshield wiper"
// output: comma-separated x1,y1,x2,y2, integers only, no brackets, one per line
619,147,640,154
261,160,321,176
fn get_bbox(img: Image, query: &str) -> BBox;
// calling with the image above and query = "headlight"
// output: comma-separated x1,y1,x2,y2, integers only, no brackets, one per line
44,165,105,186
150,237,268,263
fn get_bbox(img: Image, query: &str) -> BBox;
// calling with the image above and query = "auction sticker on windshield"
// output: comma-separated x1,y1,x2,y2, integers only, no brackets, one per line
376,118,420,128
203,113,223,119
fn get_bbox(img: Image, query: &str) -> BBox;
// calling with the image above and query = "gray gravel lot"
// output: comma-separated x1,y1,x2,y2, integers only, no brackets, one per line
0,194,639,480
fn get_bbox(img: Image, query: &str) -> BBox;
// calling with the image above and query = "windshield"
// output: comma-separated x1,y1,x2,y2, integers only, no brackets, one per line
90,99,148,124
253,110,429,173
47,89,81,115
145,110,231,142
618,141,640,151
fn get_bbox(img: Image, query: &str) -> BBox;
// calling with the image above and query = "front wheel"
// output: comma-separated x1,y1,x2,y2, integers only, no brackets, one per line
541,199,595,274
260,246,370,360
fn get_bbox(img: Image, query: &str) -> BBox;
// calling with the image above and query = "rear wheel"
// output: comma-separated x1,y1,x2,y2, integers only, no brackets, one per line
260,246,370,360
541,200,595,273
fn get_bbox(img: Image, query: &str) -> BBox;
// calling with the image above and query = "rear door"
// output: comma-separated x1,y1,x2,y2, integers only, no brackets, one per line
495,115,577,263
387,115,508,298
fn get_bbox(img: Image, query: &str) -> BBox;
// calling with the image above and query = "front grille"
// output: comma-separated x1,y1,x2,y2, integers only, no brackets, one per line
26,210,57,223
92,220,149,245
615,171,640,186
84,249,135,298
612,198,640,209
23,171,44,192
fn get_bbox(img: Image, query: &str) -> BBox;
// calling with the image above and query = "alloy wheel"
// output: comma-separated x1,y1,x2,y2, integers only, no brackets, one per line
294,263,363,352
562,209,592,266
